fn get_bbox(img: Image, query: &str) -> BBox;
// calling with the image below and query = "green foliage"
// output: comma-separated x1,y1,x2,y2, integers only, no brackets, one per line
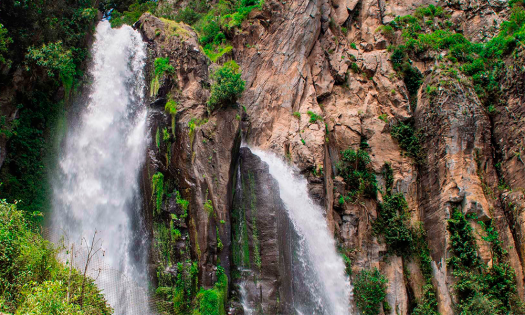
0,0,98,216
207,61,245,111
390,120,422,163
152,172,165,216
0,24,12,66
388,3,525,112
447,209,524,314
374,193,414,256
0,200,111,314
353,268,388,315
175,191,189,220
163,128,170,142
110,1,157,28
337,148,377,200
378,113,388,123
151,57,175,97
447,209,480,269
293,111,301,119
306,110,323,123
204,199,214,217
350,42,357,49
192,266,228,315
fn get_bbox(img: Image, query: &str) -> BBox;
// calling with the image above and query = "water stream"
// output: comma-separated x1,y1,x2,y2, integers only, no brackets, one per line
50,21,150,314
250,148,352,315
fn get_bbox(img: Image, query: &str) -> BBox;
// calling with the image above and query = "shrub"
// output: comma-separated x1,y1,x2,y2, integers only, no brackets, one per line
353,268,388,315
0,200,111,314
306,110,323,123
337,148,377,200
174,8,201,25
390,120,422,163
293,111,301,119
110,1,156,28
374,193,414,256
207,61,245,111
26,41,76,91
0,24,12,66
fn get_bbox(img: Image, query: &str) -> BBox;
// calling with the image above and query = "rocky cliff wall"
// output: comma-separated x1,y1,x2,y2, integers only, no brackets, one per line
138,0,525,313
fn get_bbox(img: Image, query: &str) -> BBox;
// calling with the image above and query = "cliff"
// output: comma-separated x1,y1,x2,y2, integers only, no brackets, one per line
136,0,525,313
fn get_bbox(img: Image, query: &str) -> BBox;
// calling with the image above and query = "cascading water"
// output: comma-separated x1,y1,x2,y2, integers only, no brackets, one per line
250,148,352,315
50,21,150,314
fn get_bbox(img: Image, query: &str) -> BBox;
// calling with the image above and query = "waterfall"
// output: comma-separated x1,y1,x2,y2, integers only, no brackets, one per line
50,21,150,314
250,148,352,315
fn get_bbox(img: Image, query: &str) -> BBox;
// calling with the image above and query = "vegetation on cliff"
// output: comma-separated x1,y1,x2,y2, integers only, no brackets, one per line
447,209,525,314
0,200,112,314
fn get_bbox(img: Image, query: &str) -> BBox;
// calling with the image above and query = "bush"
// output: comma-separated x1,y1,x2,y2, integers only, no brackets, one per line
306,110,323,123
390,120,422,163
0,24,12,66
353,268,388,315
337,148,377,200
374,193,414,256
207,61,245,111
0,200,111,314
110,1,157,28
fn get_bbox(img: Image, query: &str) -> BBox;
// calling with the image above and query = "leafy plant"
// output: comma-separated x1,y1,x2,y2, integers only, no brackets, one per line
207,61,245,111
353,268,388,315
306,110,323,123
337,148,377,200
390,120,422,163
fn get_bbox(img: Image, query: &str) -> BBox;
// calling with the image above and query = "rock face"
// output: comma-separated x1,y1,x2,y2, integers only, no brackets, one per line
137,13,241,290
138,0,525,313
231,147,294,314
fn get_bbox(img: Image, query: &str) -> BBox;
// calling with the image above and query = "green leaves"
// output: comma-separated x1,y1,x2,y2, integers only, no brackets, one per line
207,61,245,111
0,24,12,67
337,148,377,200
353,268,388,315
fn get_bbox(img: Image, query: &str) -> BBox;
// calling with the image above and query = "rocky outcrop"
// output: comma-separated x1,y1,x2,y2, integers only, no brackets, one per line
138,13,241,290
138,0,525,313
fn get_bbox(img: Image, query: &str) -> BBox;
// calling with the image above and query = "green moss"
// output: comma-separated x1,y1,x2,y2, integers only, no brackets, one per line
151,57,175,97
192,266,228,315
175,190,189,219
204,199,214,217
165,98,178,115
152,172,165,216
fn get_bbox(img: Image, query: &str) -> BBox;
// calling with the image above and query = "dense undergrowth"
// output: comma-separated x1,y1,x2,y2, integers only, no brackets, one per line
0,200,112,314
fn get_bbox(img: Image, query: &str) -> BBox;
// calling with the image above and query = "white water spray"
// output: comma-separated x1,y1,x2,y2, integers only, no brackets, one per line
250,148,352,315
51,21,150,314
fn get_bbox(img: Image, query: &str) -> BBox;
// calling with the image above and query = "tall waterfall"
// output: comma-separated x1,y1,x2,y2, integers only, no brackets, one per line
50,21,150,314
250,148,352,315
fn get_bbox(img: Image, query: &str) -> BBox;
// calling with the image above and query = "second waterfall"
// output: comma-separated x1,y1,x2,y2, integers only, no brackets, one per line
50,21,150,314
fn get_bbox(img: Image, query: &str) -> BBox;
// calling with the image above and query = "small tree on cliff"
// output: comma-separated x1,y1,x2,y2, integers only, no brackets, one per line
207,60,245,112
